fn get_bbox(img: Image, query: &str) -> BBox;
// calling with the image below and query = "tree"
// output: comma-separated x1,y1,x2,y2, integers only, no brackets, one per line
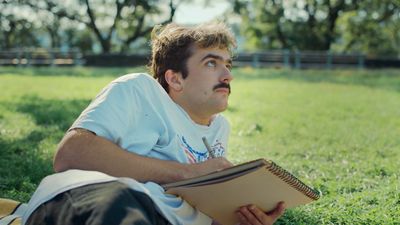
0,5,39,49
1,1,66,50
64,28,95,53
232,0,288,50
335,0,400,56
16,0,182,53
231,0,400,55
233,0,360,51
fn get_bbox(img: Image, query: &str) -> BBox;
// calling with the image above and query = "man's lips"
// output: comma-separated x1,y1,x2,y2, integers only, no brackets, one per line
214,87,230,94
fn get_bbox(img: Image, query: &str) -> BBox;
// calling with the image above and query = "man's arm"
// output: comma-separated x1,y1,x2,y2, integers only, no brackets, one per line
53,128,233,184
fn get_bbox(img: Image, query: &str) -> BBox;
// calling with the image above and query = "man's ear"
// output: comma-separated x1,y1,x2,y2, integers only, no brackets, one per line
165,69,183,92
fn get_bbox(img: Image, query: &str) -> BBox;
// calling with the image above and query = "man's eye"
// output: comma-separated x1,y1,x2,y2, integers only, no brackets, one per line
206,61,216,67
226,64,232,71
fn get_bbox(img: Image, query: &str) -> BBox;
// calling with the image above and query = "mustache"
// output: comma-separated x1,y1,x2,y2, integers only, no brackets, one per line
213,83,231,94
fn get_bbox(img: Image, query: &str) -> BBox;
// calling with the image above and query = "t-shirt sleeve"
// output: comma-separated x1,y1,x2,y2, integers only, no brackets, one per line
70,81,139,144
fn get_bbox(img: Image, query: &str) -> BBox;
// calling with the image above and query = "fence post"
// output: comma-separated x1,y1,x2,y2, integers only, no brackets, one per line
295,50,301,69
326,51,332,69
283,49,290,68
73,49,83,66
25,49,31,67
252,53,260,68
50,50,56,67
17,49,22,67
358,54,365,69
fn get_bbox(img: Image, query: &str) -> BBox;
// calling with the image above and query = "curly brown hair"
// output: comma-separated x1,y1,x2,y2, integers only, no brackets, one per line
149,22,237,93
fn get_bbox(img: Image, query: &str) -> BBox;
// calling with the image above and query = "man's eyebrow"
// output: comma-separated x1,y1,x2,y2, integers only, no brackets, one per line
200,54,232,64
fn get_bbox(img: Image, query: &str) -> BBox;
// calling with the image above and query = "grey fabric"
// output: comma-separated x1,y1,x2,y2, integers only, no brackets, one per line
26,181,171,225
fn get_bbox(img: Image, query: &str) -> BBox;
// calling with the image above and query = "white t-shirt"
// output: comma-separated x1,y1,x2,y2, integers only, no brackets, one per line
22,73,230,225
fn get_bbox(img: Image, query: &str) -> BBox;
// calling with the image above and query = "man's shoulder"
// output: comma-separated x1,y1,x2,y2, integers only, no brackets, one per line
106,73,168,102
110,73,163,94
113,73,157,84
212,114,230,128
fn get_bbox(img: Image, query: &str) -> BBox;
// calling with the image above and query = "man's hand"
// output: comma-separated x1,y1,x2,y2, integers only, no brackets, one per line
235,202,285,225
187,157,233,178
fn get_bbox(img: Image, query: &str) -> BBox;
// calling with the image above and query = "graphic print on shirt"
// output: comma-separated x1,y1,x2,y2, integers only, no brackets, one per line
211,140,225,157
179,136,225,163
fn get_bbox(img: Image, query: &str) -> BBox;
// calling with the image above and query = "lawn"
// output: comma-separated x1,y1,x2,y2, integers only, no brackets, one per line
1,67,399,224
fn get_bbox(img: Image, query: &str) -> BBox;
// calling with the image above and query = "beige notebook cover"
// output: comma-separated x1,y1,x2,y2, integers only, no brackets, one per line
163,159,320,225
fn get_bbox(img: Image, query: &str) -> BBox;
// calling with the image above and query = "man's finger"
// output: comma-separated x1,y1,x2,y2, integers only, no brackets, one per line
237,206,263,225
248,204,269,221
266,202,286,221
236,211,250,225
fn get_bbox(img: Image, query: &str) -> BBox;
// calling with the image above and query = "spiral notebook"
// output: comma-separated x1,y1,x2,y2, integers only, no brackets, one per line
163,158,320,225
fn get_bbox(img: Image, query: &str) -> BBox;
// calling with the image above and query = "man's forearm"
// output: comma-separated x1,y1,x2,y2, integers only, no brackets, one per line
53,129,232,184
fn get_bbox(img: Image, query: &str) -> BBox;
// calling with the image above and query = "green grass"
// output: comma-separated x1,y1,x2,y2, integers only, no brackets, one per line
1,66,399,224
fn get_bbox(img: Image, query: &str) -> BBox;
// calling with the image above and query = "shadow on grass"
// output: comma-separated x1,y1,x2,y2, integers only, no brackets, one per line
15,95,91,131
0,130,54,202
0,95,91,201
234,68,400,93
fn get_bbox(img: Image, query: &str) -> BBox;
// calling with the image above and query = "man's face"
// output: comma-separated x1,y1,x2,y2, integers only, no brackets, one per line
180,45,233,116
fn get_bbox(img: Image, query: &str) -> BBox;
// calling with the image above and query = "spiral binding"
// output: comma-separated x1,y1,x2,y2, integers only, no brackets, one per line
265,160,320,200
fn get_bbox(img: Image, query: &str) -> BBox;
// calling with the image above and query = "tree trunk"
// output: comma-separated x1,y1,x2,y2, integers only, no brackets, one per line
120,0,177,53
324,0,345,50
84,0,112,53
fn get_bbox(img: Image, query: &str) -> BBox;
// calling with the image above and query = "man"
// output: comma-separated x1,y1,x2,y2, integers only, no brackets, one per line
23,22,285,225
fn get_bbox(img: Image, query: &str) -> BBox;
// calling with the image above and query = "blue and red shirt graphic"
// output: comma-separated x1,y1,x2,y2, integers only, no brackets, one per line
180,136,225,163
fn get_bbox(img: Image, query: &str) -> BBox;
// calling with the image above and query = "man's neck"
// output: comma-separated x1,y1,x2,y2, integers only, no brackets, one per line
170,96,214,126
184,107,215,126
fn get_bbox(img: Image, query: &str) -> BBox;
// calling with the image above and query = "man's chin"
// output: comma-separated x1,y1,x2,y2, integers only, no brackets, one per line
217,102,229,112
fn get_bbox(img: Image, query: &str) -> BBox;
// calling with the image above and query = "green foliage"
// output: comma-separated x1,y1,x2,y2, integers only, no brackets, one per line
1,67,400,224
0,0,176,53
334,6,400,56
233,0,400,55
64,28,95,54
0,13,40,49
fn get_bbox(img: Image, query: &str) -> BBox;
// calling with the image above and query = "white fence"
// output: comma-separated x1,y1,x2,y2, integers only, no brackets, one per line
235,50,365,69
0,49,84,66
0,49,367,69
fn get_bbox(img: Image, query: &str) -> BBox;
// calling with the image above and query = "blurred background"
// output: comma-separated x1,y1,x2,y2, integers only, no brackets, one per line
0,0,399,68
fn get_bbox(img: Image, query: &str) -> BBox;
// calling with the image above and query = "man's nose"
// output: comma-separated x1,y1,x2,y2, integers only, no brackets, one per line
220,67,233,83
